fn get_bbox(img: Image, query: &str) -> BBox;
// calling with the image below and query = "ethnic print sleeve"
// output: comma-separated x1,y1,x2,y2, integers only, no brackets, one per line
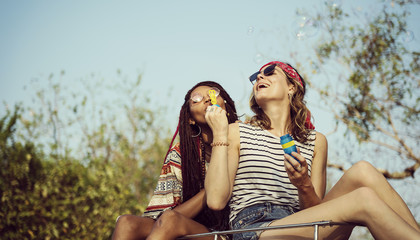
142,143,183,219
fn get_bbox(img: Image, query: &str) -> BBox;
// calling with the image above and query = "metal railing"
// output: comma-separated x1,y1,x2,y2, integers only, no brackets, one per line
179,220,351,240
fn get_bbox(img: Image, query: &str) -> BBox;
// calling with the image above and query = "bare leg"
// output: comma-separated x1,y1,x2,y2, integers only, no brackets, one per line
146,210,217,240
112,215,155,240
259,187,420,240
323,161,420,231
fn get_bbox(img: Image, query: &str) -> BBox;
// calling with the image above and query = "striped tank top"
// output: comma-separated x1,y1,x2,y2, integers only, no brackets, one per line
229,123,316,223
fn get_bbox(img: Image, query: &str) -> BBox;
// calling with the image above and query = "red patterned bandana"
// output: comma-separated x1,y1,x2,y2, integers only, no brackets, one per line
259,61,303,87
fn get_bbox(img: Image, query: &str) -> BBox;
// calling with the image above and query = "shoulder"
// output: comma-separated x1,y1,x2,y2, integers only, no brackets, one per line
229,122,256,138
314,131,327,146
314,131,328,158
229,122,240,132
164,142,182,166
228,122,240,137
228,122,240,146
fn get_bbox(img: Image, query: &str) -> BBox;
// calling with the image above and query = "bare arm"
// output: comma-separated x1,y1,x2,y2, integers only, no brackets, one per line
205,122,240,210
173,189,206,219
310,132,328,199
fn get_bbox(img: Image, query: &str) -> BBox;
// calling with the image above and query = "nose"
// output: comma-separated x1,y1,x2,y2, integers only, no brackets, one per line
204,97,211,105
203,100,212,110
256,73,264,82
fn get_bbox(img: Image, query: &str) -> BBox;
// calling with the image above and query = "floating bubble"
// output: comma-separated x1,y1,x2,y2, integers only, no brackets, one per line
327,0,343,8
254,53,264,64
292,16,319,40
247,26,255,36
294,31,306,41
398,30,414,43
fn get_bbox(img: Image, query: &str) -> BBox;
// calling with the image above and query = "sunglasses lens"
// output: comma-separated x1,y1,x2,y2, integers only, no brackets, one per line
190,93,203,103
264,64,276,76
249,72,259,84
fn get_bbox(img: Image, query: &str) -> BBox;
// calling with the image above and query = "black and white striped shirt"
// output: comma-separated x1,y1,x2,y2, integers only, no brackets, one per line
229,123,316,223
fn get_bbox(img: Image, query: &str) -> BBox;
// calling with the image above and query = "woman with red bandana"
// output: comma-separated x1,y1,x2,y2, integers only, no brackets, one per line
205,61,420,240
112,81,238,240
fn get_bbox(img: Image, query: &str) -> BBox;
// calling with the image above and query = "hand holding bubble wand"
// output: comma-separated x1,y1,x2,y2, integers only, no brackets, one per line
208,89,220,107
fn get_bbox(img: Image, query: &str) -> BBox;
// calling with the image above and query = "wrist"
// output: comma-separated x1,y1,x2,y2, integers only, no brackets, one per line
297,182,314,193
211,142,229,147
212,134,228,142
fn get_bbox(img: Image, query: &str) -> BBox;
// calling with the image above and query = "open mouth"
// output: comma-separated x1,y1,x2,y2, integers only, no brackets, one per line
257,83,269,90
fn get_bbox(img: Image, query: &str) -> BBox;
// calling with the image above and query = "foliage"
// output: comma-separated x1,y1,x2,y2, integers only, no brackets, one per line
302,0,419,178
0,72,171,239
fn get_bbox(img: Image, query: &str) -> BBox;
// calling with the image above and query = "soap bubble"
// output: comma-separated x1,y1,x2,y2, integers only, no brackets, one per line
327,0,343,9
247,26,255,36
292,16,319,40
398,30,414,43
254,53,264,64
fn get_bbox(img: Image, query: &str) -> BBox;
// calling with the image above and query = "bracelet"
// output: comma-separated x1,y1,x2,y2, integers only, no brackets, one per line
210,142,229,147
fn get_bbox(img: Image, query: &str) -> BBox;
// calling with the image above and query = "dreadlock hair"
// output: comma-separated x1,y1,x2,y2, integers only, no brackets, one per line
175,81,237,231
249,63,312,143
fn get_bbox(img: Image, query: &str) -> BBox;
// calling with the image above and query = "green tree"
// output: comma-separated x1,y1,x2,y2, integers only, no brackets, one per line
289,2,420,238
299,0,419,179
0,106,44,238
1,71,172,239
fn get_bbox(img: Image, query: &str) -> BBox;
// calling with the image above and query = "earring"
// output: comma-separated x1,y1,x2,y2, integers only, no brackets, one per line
224,100,227,103
191,124,202,137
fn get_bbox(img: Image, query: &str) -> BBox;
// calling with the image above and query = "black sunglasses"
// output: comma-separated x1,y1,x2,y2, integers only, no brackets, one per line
249,64,276,85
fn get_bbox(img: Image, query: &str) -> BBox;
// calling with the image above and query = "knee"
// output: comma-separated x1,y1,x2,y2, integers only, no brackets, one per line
115,215,138,231
345,161,384,187
351,187,382,215
114,215,155,240
148,210,190,239
155,210,183,230
113,215,139,239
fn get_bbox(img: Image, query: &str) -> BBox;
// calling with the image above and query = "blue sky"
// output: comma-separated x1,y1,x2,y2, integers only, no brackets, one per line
1,0,419,136
1,0,419,143
1,0,333,130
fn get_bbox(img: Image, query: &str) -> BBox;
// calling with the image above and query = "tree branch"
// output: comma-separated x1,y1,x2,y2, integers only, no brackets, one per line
327,162,419,179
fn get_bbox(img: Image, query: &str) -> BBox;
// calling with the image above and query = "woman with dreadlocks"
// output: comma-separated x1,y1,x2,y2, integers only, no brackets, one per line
112,81,238,240
205,61,420,240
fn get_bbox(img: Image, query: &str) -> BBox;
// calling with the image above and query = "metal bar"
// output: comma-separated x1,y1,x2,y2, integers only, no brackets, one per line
178,220,350,239
314,224,319,240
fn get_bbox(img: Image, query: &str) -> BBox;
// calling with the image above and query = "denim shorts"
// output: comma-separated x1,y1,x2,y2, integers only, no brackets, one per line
230,203,295,240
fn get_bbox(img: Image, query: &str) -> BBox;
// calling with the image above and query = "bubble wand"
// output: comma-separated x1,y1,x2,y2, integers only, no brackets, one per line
208,89,220,107
280,134,300,163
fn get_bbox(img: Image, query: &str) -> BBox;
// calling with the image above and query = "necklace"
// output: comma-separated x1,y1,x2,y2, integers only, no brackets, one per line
199,137,206,188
